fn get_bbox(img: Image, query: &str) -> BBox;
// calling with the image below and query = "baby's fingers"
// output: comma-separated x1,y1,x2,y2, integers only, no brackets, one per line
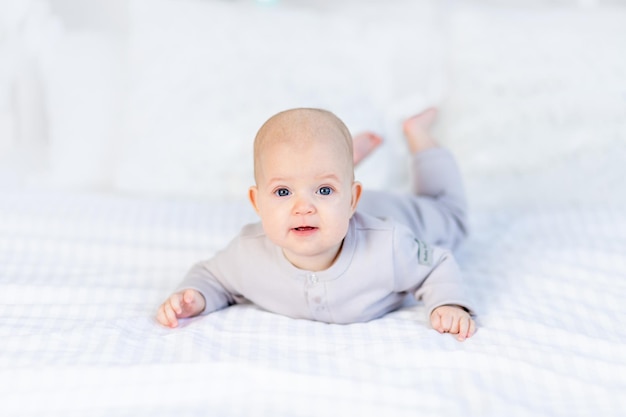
156,303,178,328
167,302,181,327
182,289,198,307
169,293,184,315
457,317,470,341
431,311,444,333
156,305,168,326
456,316,476,342
439,313,456,333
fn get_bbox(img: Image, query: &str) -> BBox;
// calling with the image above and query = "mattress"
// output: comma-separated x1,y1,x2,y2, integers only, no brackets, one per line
1,191,625,416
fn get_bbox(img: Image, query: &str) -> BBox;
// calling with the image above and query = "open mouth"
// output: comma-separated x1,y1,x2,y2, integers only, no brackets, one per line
293,226,317,232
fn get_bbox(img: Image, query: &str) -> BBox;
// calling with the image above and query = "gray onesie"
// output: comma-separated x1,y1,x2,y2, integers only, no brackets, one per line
176,148,474,323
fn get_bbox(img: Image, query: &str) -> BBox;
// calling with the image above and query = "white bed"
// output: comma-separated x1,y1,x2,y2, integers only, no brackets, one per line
1,0,626,416
1,192,625,416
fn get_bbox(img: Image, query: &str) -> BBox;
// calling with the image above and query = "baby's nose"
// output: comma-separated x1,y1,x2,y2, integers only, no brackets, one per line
293,196,315,215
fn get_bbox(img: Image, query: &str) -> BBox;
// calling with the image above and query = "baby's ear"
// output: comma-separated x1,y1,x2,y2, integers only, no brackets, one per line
350,181,362,214
248,186,260,214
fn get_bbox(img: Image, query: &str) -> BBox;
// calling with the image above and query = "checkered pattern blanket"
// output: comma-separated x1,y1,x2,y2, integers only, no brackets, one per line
1,192,625,416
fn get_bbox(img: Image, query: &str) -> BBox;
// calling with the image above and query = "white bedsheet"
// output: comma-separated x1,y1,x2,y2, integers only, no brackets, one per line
1,192,625,416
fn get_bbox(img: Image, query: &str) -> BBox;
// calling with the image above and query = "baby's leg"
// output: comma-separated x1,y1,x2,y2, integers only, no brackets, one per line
358,108,468,250
403,107,439,154
353,132,383,165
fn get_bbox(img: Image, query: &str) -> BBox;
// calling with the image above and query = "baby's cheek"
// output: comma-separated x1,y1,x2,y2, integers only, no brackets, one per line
266,216,292,242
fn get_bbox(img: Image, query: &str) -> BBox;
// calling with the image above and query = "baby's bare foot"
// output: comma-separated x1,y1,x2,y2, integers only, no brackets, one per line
353,131,383,165
402,107,439,154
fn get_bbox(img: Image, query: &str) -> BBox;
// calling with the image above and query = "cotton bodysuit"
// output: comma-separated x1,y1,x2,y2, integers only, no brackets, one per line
177,148,474,323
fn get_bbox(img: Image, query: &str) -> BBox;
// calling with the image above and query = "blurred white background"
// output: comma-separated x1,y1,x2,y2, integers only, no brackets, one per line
1,0,625,209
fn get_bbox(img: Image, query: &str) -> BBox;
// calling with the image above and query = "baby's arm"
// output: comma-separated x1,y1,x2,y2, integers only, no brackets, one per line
156,289,206,328
392,228,476,341
157,257,235,328
430,304,475,341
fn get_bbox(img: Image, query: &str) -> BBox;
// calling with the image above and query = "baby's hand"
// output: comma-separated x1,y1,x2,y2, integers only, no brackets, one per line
156,289,206,328
430,305,476,342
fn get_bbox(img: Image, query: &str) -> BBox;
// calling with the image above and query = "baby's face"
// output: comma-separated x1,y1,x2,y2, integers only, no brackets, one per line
249,130,361,272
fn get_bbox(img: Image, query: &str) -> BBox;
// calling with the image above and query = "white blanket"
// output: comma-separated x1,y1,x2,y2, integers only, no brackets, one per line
1,192,625,416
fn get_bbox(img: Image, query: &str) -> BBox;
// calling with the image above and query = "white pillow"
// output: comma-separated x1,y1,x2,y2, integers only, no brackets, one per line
38,32,124,190
114,0,447,200
441,6,626,209
0,1,125,192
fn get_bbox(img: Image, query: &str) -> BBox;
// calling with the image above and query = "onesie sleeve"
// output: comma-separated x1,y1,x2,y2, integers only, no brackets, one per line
175,259,236,315
392,225,475,318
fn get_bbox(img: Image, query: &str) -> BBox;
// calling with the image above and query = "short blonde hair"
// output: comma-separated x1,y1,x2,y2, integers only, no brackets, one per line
253,108,354,181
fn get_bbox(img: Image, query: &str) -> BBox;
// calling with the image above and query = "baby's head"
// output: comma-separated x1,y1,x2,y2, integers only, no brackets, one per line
253,108,354,182
248,108,362,271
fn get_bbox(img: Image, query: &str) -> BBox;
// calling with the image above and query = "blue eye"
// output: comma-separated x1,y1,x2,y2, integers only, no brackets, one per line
318,186,333,196
275,188,290,197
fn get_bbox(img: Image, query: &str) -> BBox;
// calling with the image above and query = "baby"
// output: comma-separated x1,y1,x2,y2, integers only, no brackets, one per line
157,107,476,341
